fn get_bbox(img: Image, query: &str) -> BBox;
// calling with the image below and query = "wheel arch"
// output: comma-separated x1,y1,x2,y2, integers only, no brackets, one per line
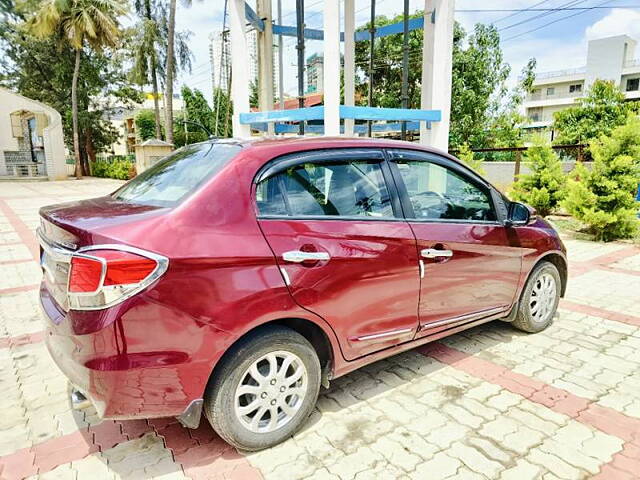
207,317,337,394
536,252,567,297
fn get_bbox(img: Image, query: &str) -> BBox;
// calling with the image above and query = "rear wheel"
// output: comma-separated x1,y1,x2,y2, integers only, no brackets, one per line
204,326,321,451
512,261,561,333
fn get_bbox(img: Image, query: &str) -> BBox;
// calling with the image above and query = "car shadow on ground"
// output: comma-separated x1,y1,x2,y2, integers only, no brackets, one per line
68,319,531,478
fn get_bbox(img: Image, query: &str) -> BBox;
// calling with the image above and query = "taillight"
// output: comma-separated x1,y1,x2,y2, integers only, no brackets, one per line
69,256,104,293
67,247,168,310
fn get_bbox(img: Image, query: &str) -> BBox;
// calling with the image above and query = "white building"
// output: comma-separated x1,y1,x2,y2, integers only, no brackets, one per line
0,87,67,180
209,30,231,91
524,35,640,129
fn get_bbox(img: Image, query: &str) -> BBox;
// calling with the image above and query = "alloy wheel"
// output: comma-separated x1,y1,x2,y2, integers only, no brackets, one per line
233,351,308,433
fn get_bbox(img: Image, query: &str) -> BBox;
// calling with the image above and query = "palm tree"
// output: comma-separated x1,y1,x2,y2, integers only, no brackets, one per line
163,0,177,144
27,0,126,178
164,0,196,145
131,0,163,139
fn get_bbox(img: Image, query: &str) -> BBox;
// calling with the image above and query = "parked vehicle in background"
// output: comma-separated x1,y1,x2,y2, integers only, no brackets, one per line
38,137,567,451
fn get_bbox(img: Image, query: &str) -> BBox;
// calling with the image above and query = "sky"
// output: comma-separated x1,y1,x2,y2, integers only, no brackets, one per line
176,0,640,104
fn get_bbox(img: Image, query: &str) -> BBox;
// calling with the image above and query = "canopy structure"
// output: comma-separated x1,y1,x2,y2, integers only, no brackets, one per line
228,0,455,150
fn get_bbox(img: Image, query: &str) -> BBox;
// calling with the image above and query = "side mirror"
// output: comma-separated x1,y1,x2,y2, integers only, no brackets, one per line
505,202,536,227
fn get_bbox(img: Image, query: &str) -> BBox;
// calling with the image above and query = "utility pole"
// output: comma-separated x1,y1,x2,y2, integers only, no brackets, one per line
401,0,409,140
296,0,305,135
278,0,284,110
344,0,355,136
367,0,376,137
257,0,275,135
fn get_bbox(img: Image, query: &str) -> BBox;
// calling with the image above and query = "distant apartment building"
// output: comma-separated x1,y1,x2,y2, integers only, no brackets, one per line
524,35,640,130
209,28,280,104
306,53,324,93
209,30,231,91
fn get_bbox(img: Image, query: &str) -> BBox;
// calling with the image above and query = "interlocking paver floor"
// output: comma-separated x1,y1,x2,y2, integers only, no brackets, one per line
1,179,639,480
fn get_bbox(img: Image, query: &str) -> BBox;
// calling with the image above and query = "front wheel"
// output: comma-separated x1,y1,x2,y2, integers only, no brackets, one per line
512,261,561,333
204,326,321,451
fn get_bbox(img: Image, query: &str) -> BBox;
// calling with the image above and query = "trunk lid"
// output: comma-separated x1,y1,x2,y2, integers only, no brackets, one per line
38,196,168,311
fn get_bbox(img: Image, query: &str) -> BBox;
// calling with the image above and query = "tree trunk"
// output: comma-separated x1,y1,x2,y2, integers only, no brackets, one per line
151,60,162,139
71,48,83,178
145,0,163,140
164,0,177,144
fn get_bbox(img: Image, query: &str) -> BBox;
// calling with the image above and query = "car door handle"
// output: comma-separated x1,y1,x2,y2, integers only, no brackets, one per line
421,248,453,259
282,250,330,263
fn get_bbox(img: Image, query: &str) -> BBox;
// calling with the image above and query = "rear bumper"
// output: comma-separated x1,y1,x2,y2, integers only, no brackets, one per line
40,283,222,421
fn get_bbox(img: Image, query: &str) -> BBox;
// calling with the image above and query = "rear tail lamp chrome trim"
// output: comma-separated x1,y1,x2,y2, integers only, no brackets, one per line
37,228,168,311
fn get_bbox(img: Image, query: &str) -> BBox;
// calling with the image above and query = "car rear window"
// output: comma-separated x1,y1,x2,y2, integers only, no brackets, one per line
112,142,241,207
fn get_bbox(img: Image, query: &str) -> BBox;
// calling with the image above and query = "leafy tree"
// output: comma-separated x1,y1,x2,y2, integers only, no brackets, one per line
553,80,638,148
179,85,212,144
135,109,157,141
26,0,127,177
457,143,485,175
449,23,512,148
511,136,566,217
355,15,524,149
212,87,232,138
250,80,259,109
128,0,192,140
563,115,640,241
130,0,163,139
2,12,140,174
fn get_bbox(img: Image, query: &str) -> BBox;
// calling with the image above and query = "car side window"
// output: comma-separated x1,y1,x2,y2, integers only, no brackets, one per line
395,160,496,222
257,160,394,218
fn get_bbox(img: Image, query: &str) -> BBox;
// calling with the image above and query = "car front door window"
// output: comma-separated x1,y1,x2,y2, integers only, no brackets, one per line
395,161,496,222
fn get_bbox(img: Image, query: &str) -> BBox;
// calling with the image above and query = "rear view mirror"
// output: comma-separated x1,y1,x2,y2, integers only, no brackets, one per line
506,202,535,227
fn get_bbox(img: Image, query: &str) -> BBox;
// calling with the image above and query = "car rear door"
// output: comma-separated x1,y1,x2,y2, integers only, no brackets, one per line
255,149,420,360
387,149,522,335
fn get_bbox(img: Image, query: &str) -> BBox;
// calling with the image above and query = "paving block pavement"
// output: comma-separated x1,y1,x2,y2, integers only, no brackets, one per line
1,179,639,479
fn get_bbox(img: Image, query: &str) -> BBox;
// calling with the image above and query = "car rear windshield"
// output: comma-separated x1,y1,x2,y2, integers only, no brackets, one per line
112,142,241,207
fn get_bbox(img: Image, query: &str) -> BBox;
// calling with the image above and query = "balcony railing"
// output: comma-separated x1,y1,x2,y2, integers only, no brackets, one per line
521,66,586,82
527,89,582,101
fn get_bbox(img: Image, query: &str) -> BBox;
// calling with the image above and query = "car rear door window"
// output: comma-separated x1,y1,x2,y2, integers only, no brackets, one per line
257,160,394,218
395,160,496,222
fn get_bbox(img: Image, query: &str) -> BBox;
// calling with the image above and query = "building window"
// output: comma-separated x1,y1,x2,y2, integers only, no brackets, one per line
569,84,582,93
626,78,639,91
546,87,555,96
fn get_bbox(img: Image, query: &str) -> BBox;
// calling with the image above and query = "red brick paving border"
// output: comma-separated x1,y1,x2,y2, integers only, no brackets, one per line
419,342,640,477
0,284,40,296
0,332,44,350
0,199,39,261
560,299,640,327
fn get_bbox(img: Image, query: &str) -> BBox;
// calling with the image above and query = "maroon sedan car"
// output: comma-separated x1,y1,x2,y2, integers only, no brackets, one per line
38,137,566,450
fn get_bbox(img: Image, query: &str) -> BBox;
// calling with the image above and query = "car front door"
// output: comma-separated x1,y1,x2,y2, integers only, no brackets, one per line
255,149,420,360
387,149,522,335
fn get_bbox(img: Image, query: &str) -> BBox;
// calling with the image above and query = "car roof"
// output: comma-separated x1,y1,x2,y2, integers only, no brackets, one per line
200,135,450,158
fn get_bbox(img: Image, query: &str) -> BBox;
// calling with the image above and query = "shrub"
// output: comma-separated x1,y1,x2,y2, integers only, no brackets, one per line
135,109,157,141
510,136,566,217
562,115,640,241
91,159,136,180
457,143,485,175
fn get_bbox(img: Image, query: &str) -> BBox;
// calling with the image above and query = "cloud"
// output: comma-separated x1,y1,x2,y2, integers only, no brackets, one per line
585,9,640,41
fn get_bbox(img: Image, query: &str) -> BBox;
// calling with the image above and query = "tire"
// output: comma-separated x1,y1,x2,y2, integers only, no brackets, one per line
204,326,321,451
512,261,561,333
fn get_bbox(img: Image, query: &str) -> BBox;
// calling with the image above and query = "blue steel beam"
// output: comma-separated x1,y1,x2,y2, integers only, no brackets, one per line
272,16,424,42
240,106,440,125
239,106,325,124
251,121,426,134
245,3,265,32
339,105,441,122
